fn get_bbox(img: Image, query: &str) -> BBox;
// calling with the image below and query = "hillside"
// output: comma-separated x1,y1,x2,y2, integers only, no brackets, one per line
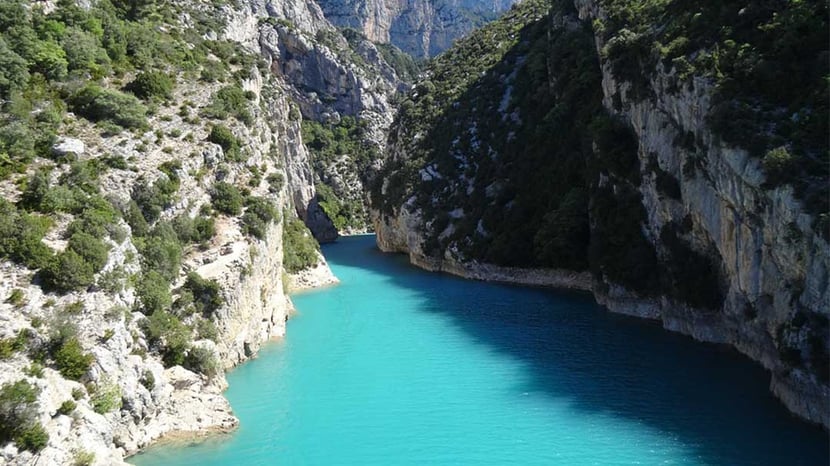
371,0,830,428
0,0,400,463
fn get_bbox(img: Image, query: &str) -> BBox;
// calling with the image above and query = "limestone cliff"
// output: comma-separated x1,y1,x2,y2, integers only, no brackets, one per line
315,0,518,57
371,0,829,428
0,0,374,463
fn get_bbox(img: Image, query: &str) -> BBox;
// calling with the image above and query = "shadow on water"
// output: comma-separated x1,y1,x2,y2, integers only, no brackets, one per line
323,236,829,466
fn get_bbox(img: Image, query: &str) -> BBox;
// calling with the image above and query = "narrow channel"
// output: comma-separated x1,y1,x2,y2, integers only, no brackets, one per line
131,235,829,465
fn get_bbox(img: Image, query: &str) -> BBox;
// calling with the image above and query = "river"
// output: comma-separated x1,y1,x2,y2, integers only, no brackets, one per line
130,235,828,465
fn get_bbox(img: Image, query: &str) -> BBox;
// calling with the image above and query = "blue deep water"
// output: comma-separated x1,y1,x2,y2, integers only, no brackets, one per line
131,235,829,465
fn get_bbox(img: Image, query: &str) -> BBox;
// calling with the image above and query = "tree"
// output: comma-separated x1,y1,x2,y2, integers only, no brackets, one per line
68,231,110,272
0,37,28,98
126,71,174,100
183,272,223,316
54,337,93,381
136,270,171,314
210,182,242,216
143,310,191,367
62,27,109,74
70,84,147,128
0,380,48,452
32,40,69,80
41,249,95,292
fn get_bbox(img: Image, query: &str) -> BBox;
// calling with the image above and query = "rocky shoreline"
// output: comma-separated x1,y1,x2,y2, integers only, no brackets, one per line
378,239,829,430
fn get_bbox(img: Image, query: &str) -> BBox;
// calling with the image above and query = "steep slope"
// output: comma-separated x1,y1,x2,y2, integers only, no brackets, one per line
315,0,518,57
229,0,406,236
371,0,829,427
0,0,400,462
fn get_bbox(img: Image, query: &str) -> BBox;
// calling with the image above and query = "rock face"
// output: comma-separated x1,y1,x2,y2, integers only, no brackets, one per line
371,0,830,428
0,0,358,463
315,0,518,57
227,0,403,238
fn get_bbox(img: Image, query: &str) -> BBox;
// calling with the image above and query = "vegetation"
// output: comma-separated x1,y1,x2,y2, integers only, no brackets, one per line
301,116,379,230
70,84,147,129
54,337,94,381
72,450,95,466
90,381,121,414
0,380,48,452
0,199,53,270
210,182,243,216
203,84,252,125
142,310,191,367
597,0,828,224
136,270,172,315
126,70,175,100
241,196,278,240
207,124,241,160
376,0,599,267
373,0,734,307
283,217,320,272
57,399,76,416
184,345,220,378
375,42,421,82
182,272,223,317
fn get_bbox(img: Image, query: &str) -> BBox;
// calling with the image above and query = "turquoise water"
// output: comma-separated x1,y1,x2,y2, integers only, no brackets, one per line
131,235,828,465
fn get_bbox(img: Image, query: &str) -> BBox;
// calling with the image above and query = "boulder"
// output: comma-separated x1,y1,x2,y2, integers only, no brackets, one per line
51,137,85,157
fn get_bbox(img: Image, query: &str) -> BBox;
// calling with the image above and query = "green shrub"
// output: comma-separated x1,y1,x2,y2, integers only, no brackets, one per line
242,196,277,240
762,146,795,185
72,449,95,466
0,200,53,270
131,177,178,224
14,422,48,453
266,173,284,193
142,310,191,367
126,71,174,100
70,84,147,129
57,399,76,415
54,337,93,381
68,232,110,273
184,345,220,378
283,218,320,272
207,124,240,160
0,339,14,360
24,362,44,378
195,318,218,342
139,222,183,281
136,270,172,315
199,59,226,82
210,182,242,215
41,250,95,293
64,301,84,315
183,272,223,316
203,85,251,124
90,381,121,414
172,214,215,244
124,200,149,236
0,37,29,99
61,160,104,195
62,27,110,75
97,266,127,293
6,289,25,307
0,380,48,452
140,369,155,391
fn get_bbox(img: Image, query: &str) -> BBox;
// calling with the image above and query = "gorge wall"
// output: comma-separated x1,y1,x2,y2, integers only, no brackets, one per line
372,0,829,428
0,0,401,463
314,0,518,57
